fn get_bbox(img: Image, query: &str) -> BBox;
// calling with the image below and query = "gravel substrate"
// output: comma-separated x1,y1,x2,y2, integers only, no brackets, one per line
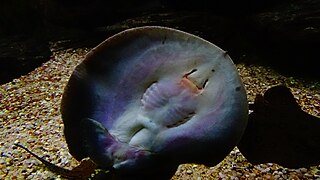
0,48,319,179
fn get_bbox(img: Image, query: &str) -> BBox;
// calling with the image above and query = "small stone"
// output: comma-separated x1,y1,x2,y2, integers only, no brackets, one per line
261,167,270,173
300,168,308,173
186,170,193,174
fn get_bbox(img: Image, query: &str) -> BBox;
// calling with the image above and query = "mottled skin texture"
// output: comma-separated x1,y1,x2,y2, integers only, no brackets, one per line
61,26,248,178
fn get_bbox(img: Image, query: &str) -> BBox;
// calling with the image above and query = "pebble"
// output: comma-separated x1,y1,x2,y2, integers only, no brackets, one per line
300,168,308,173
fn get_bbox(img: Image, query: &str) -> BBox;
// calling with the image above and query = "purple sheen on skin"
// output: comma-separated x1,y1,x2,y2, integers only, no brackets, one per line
81,118,152,170
61,26,248,174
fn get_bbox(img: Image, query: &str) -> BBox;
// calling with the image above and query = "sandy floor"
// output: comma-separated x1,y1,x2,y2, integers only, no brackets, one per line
0,48,319,179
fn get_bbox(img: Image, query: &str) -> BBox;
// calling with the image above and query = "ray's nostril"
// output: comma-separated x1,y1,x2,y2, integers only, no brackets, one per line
185,69,197,76
202,79,209,89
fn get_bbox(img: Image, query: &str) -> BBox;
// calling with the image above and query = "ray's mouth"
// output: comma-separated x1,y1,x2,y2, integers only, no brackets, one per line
180,76,202,94
181,69,208,94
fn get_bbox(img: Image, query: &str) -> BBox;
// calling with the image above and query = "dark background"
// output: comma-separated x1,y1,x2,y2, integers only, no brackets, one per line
1,0,319,84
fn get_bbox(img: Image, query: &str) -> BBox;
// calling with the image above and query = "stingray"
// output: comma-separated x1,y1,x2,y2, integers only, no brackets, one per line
18,26,247,179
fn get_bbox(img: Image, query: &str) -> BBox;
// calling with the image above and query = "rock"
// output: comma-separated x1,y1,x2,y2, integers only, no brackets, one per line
0,36,52,84
245,0,320,78
162,0,279,15
0,0,51,84
41,0,164,28
238,85,320,168
39,0,282,28
0,0,44,35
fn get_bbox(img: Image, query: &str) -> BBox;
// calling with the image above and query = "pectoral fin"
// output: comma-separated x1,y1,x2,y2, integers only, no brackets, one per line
81,118,115,169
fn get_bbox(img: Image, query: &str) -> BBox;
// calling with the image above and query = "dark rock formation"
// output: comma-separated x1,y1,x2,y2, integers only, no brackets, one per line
40,0,164,28
0,36,52,84
238,85,320,168
244,0,320,78
161,0,280,15
0,0,44,35
0,0,50,84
